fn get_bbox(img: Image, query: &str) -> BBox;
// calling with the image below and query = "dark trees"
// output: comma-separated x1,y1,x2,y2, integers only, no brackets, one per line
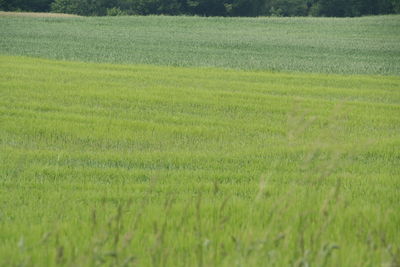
1,0,54,12
1,0,399,16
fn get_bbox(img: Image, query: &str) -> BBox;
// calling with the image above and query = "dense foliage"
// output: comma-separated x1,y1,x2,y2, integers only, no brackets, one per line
1,0,399,16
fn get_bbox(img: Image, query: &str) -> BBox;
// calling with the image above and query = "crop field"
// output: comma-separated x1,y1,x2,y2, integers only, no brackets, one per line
1,15,400,75
0,14,400,266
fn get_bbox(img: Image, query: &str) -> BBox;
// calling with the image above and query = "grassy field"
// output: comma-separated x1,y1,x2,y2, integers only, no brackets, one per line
0,14,400,75
1,13,400,266
1,54,399,266
0,11,80,18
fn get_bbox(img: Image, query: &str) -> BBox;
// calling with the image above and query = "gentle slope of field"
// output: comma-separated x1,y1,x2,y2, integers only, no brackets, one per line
0,15,399,75
1,55,399,266
0,11,80,18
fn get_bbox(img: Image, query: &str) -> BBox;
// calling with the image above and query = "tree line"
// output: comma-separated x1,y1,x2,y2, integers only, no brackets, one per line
1,0,399,17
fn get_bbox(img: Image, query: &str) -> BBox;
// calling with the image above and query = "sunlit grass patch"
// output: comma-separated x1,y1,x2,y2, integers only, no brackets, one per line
0,55,399,266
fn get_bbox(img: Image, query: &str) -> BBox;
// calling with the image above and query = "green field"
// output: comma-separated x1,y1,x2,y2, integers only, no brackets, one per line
1,15,400,75
1,14,400,266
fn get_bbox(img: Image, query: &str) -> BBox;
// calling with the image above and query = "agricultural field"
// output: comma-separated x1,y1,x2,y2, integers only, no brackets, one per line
0,14,400,266
1,14,400,75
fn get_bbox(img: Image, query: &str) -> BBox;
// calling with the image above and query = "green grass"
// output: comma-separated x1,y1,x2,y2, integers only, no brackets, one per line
1,15,400,75
1,55,399,266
